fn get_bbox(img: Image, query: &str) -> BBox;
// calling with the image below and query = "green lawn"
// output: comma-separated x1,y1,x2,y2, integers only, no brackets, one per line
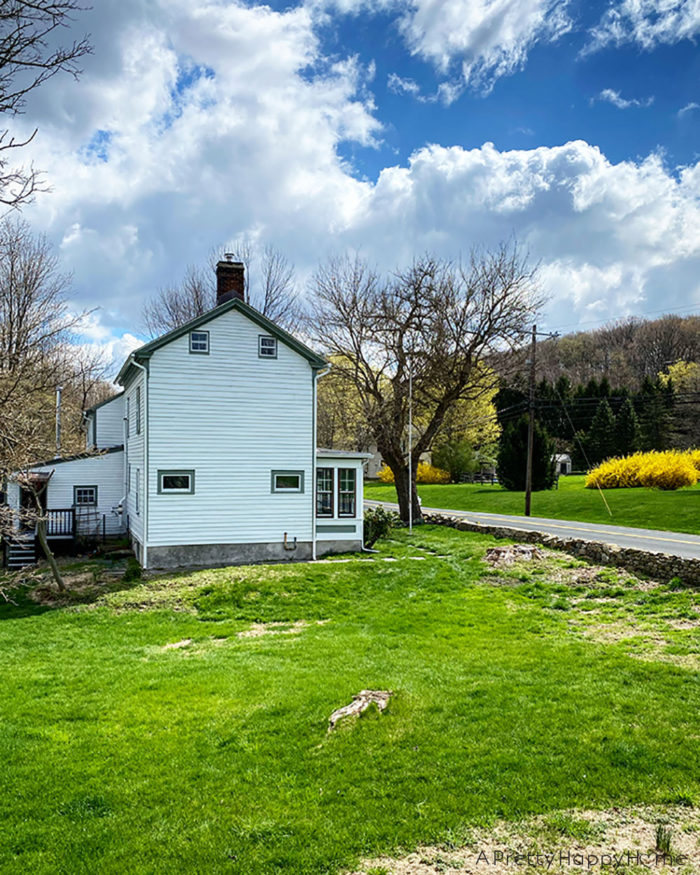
366,475,700,535
1,530,699,873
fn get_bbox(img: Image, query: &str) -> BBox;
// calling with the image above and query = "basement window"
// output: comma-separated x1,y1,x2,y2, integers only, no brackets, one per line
259,335,277,358
74,485,98,506
158,470,195,494
190,330,209,354
271,470,304,493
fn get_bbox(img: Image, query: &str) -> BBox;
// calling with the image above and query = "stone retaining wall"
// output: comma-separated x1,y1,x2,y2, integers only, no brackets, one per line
422,512,700,586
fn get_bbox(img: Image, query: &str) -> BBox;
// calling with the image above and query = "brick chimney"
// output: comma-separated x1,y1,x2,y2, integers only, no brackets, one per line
216,254,245,305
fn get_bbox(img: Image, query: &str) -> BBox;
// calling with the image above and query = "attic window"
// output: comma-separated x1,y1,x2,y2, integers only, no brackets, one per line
190,330,209,354
259,335,277,358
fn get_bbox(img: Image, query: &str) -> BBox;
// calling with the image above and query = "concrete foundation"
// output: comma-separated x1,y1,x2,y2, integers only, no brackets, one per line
145,538,364,569
316,539,363,557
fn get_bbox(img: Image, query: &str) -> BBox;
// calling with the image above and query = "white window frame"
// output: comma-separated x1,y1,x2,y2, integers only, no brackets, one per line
189,330,209,354
135,468,140,515
271,470,304,493
158,470,195,494
258,335,277,359
135,386,142,435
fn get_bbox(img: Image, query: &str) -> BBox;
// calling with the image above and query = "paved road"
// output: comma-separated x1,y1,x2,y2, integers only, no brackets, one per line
365,500,700,560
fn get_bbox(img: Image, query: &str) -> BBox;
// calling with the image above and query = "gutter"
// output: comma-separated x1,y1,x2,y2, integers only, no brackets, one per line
130,357,149,569
311,363,331,560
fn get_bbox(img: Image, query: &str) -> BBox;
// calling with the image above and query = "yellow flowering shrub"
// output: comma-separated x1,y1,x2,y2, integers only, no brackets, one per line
585,450,700,490
376,462,450,484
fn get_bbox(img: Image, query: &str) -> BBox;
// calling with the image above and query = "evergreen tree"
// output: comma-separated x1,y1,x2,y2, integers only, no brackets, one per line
586,399,616,464
497,414,556,491
614,398,641,457
636,376,672,450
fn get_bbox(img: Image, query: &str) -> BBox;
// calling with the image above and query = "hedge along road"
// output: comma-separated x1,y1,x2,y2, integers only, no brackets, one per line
365,500,700,560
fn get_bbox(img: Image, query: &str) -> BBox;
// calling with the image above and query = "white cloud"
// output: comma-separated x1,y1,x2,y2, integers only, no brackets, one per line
593,88,654,109
10,0,700,367
312,0,570,92
343,141,700,330
387,72,421,97
586,0,700,53
678,101,700,117
398,0,571,89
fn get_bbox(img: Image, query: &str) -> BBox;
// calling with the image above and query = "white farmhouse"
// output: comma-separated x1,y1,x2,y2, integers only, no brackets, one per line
4,259,369,569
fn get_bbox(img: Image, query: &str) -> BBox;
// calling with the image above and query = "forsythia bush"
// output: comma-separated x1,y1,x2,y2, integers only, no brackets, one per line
585,450,700,490
377,462,450,484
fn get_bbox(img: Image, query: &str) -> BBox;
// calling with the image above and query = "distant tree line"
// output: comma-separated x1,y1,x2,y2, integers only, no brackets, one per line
494,373,687,470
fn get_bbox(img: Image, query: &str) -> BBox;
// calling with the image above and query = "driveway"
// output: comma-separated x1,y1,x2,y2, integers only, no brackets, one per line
365,500,700,560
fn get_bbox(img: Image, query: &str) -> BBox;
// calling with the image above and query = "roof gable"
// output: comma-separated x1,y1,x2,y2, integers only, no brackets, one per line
117,299,326,385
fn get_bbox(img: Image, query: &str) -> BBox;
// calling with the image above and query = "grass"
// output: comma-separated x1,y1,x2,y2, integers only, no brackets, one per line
1,528,699,873
365,475,700,535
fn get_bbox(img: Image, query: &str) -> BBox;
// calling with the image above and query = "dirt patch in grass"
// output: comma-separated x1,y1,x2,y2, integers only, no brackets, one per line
237,619,330,638
353,805,700,874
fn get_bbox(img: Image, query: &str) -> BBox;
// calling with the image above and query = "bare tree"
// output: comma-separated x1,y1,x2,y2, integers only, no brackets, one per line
142,265,213,337
141,243,300,336
0,1,91,206
308,245,542,522
0,217,107,590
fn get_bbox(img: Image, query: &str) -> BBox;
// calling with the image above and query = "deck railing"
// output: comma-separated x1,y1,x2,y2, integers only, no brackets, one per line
45,508,75,537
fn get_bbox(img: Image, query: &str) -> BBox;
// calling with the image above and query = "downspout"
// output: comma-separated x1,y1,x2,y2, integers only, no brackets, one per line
312,364,331,560
131,358,149,569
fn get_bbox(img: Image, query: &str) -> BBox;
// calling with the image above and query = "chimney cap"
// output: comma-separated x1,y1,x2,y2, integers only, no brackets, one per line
224,252,235,262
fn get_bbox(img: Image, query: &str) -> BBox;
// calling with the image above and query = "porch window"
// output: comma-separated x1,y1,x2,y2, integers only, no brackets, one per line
316,467,333,517
271,470,304,493
190,330,209,354
135,469,140,514
158,470,195,494
259,335,277,358
338,468,356,517
74,485,97,506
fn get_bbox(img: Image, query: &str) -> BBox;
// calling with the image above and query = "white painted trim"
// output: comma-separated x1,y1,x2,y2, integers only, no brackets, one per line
130,358,149,569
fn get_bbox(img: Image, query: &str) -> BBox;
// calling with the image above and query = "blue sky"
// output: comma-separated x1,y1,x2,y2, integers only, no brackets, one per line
10,0,700,367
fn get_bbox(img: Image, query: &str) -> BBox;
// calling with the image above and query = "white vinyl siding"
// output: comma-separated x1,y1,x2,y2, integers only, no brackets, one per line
11,451,126,536
147,308,314,547
124,370,146,545
88,394,125,449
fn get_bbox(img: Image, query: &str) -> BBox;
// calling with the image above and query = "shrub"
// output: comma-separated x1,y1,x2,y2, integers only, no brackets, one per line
363,506,399,548
376,462,450,484
122,557,142,582
585,450,699,490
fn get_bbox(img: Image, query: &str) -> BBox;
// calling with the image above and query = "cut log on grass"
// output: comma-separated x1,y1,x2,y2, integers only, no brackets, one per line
328,690,392,731
484,544,545,566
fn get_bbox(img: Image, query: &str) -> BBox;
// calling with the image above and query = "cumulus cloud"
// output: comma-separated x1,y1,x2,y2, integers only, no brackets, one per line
586,0,700,53
345,141,700,329
397,0,571,89
10,0,700,368
593,88,654,109
678,101,700,117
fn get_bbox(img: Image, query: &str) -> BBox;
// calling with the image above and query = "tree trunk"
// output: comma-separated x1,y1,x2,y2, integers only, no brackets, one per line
36,519,66,592
30,487,66,592
391,462,422,525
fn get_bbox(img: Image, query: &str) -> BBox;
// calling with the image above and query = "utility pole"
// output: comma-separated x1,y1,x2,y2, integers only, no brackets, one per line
524,326,536,516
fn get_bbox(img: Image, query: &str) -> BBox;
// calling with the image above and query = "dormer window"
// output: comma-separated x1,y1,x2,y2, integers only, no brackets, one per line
190,330,209,354
259,335,277,358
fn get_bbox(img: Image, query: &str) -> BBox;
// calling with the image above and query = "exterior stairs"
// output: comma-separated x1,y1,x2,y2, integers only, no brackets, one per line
6,535,37,570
